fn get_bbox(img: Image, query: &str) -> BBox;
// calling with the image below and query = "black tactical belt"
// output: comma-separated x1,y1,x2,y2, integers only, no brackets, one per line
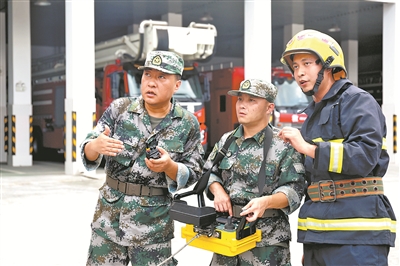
308,177,384,202
106,176,168,196
232,205,281,218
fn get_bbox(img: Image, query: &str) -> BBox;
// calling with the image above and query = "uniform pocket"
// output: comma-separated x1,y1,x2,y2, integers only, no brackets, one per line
318,107,330,125
218,157,235,183
252,163,277,194
265,163,276,175
100,183,123,203
161,139,184,152
92,185,123,231
138,196,170,218
318,102,343,138
113,141,145,167
160,139,184,161
264,163,277,185
219,157,235,170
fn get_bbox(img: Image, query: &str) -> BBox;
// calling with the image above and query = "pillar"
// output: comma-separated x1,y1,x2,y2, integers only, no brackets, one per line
244,0,271,79
342,40,358,86
0,12,7,163
65,0,95,175
381,1,399,164
7,0,32,166
282,1,304,63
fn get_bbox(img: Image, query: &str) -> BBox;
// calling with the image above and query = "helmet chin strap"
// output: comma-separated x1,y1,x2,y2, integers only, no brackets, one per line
302,56,335,96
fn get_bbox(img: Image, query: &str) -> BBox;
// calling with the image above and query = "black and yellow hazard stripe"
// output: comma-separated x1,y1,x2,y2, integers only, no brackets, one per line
4,116,7,153
72,111,76,162
64,112,66,160
11,115,16,155
394,115,397,154
29,116,33,154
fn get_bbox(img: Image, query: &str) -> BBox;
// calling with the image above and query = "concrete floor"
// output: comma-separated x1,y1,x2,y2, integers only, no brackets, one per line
0,161,399,266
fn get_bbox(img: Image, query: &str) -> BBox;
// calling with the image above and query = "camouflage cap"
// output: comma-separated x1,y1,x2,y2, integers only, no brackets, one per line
228,79,278,103
138,51,184,76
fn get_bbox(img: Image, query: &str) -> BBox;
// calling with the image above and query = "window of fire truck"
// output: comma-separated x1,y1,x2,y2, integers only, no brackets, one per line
110,71,126,99
173,75,203,103
273,79,312,109
127,73,140,96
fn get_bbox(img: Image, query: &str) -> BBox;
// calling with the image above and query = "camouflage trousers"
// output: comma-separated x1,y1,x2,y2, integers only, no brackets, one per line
86,230,178,266
209,245,290,266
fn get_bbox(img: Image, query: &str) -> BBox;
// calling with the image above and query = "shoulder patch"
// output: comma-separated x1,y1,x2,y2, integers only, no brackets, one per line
209,145,219,161
174,103,185,118
293,163,305,173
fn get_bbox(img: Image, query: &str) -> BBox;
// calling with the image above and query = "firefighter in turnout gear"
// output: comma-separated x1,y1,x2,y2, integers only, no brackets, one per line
278,29,396,266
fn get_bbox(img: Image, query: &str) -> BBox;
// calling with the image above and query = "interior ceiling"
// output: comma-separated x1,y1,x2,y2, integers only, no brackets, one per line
6,1,385,64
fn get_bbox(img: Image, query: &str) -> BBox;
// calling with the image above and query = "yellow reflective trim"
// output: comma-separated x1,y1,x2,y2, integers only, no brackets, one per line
312,138,387,150
329,139,344,143
298,217,396,233
329,142,343,173
313,138,344,143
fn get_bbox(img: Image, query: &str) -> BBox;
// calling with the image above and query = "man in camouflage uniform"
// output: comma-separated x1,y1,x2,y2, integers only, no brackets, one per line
204,79,306,266
81,51,204,266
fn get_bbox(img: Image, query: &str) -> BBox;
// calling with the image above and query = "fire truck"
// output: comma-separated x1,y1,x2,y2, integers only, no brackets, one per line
201,66,311,150
31,20,217,159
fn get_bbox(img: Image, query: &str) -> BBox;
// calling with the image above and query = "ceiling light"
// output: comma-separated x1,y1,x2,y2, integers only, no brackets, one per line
200,12,213,22
328,23,341,32
34,0,51,6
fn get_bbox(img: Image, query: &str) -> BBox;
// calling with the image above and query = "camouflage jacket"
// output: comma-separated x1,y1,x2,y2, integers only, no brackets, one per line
205,124,305,247
81,96,204,246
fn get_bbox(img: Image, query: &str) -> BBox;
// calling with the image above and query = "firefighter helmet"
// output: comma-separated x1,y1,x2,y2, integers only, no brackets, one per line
280,29,347,80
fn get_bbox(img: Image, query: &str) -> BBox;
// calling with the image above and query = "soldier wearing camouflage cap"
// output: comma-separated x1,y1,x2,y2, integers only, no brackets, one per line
228,78,278,103
204,78,306,265
138,50,184,76
81,50,204,266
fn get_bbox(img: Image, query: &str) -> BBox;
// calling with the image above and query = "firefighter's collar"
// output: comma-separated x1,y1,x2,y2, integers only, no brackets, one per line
322,78,352,101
